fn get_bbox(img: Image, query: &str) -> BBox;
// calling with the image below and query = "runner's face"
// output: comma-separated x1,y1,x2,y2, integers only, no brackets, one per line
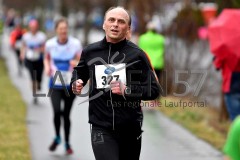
56,22,68,41
29,24,38,33
103,8,130,43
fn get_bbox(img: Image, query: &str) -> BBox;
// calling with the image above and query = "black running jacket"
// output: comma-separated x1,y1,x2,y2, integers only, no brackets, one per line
71,37,160,130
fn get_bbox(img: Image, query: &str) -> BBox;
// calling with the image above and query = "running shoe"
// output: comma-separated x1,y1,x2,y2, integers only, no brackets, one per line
65,143,73,155
49,136,61,151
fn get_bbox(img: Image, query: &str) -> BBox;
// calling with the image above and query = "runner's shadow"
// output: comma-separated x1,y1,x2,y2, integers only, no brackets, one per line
50,153,77,160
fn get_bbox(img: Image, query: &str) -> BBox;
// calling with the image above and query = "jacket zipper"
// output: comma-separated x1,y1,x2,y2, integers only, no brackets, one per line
108,44,115,130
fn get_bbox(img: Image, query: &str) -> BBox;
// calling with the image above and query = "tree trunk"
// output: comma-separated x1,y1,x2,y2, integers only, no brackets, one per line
83,0,91,46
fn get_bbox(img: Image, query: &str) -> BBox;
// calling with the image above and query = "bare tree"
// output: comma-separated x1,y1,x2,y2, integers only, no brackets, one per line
128,0,160,34
3,0,45,13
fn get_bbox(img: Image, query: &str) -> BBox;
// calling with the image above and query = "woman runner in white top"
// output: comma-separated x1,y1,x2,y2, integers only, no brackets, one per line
44,17,82,155
20,19,46,104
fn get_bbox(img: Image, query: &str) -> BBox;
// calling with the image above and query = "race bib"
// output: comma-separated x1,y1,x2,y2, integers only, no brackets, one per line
95,64,126,89
26,49,40,60
55,71,72,86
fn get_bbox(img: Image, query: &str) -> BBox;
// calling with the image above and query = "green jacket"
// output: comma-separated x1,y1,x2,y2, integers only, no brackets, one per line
224,116,240,160
138,31,165,70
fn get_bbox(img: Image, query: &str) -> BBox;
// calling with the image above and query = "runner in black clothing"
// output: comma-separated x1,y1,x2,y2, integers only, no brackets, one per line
71,6,160,160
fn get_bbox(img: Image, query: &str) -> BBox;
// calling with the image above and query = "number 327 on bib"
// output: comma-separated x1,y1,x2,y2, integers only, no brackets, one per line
95,64,126,89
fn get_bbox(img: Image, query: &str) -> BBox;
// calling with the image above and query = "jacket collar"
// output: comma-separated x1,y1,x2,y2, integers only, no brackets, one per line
101,36,127,51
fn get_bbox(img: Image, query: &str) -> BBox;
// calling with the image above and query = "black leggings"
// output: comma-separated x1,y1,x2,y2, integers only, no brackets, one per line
50,89,75,143
25,59,43,89
91,125,142,160
14,49,23,67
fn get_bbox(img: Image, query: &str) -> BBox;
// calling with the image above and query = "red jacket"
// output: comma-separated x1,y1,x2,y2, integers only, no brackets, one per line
214,55,240,93
9,28,26,47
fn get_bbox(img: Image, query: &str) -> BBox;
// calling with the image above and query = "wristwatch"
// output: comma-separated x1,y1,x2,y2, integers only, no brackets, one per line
124,86,131,95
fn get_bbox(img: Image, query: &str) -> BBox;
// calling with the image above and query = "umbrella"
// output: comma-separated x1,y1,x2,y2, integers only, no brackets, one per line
208,9,240,70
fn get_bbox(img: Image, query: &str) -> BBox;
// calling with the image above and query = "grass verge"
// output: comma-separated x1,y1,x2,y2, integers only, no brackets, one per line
158,96,230,151
0,58,31,160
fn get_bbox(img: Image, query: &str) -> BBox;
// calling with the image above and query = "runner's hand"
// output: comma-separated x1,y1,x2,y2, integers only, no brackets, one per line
110,81,126,95
20,54,25,61
44,67,51,76
69,60,78,67
72,79,84,95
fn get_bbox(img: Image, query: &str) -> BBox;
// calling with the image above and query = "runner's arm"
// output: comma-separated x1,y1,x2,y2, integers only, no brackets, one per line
70,54,81,68
43,52,51,76
70,50,89,87
43,41,51,76
70,40,82,68
20,42,26,61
